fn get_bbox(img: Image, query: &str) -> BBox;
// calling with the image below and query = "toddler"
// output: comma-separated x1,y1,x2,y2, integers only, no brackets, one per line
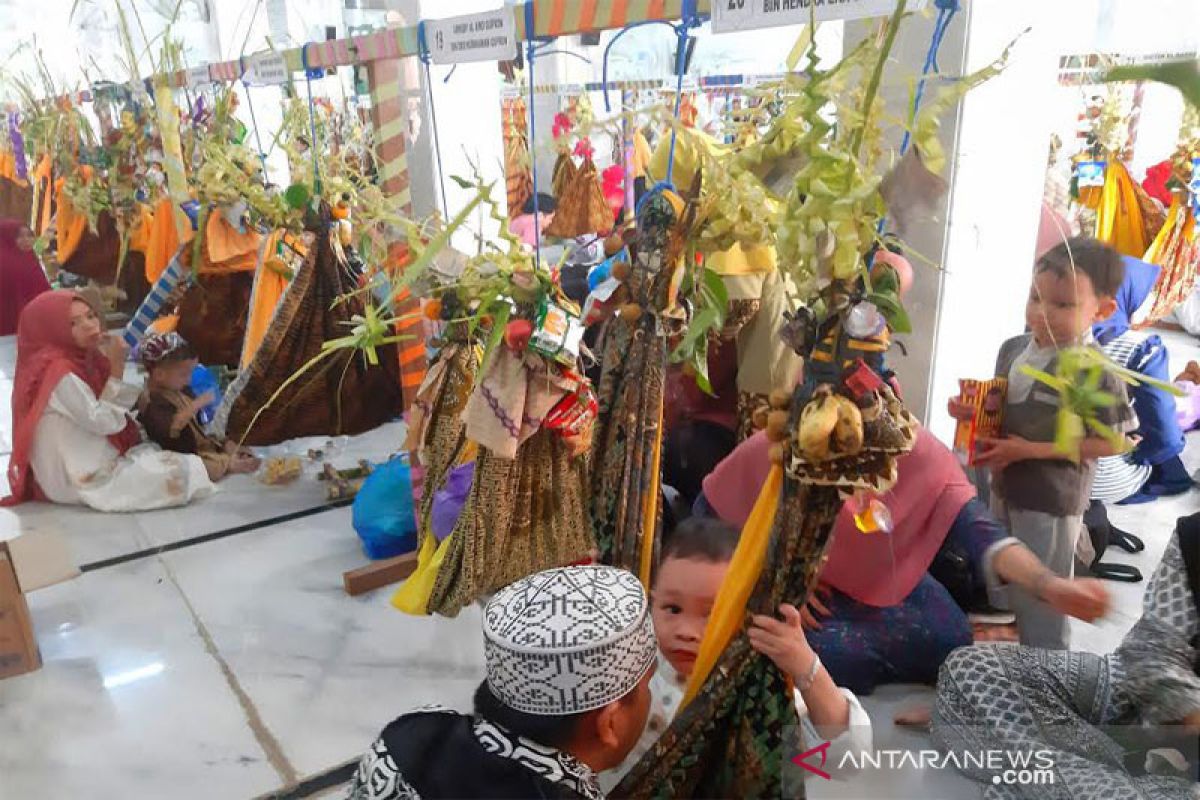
950,237,1132,649
603,517,871,790
138,332,260,482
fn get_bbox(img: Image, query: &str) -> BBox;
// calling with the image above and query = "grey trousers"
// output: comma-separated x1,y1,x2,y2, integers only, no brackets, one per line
991,499,1082,650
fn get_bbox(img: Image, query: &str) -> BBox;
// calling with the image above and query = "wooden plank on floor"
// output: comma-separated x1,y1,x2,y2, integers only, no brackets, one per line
342,552,418,596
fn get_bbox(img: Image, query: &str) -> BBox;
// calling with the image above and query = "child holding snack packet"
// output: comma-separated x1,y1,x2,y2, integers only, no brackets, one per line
949,238,1133,649
137,332,260,482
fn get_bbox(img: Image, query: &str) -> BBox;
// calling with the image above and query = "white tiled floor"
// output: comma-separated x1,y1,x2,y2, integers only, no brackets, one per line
1,329,1199,798
158,510,485,779
0,557,283,799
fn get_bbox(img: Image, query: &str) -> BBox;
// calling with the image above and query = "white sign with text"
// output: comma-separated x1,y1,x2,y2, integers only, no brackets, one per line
186,66,212,88
247,52,290,85
427,8,518,65
711,0,926,34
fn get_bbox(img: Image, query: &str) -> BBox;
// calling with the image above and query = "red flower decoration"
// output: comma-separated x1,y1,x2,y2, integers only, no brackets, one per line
1142,159,1174,207
573,137,595,160
552,112,572,140
601,164,624,211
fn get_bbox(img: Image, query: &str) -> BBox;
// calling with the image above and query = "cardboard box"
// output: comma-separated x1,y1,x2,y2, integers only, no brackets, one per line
0,543,41,680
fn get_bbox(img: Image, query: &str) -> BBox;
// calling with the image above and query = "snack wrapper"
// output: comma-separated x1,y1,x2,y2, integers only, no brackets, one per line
953,377,1007,465
528,299,585,366
543,380,598,456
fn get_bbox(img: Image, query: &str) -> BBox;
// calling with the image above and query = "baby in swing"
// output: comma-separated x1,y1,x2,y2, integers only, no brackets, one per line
137,332,260,482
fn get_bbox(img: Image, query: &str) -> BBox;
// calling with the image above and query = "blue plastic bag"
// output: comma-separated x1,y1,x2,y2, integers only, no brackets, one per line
190,365,221,427
352,455,418,560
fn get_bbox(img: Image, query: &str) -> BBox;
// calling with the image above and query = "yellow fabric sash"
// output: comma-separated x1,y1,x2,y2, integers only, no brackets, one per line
1096,161,1147,258
681,463,783,709
144,197,188,282
639,400,665,589
55,179,88,265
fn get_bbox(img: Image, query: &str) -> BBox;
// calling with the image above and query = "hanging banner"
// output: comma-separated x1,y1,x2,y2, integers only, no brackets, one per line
186,66,212,88
246,52,290,85
426,8,517,65
266,0,291,46
711,0,927,34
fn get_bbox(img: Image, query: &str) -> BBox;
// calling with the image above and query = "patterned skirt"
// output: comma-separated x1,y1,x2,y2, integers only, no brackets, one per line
427,428,593,617
412,343,478,539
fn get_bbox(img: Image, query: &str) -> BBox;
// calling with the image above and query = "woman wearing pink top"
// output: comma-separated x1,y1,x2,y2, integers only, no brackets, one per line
509,193,556,248
696,426,1111,694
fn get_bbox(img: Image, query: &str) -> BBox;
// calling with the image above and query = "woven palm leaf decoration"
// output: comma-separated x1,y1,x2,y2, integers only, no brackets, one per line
545,155,612,238
551,152,577,203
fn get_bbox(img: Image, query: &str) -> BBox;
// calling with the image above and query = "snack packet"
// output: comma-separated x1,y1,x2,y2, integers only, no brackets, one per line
953,377,1007,465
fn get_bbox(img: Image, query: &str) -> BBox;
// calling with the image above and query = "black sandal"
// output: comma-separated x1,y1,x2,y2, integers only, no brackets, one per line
1089,562,1143,582
1108,527,1145,554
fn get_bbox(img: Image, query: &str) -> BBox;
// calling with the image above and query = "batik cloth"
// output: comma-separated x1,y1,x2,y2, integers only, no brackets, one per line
426,427,593,618
215,223,402,445
619,378,918,798
602,651,872,793
590,311,668,575
589,189,687,580
736,391,771,441
407,341,479,547
462,348,578,460
933,527,1199,798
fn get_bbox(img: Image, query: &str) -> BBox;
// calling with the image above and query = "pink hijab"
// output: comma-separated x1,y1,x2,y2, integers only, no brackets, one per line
0,218,51,336
3,290,141,505
702,426,976,606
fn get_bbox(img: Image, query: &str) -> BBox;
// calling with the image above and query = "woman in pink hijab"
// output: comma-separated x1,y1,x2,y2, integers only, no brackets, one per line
698,426,1111,694
4,291,215,511
0,218,51,336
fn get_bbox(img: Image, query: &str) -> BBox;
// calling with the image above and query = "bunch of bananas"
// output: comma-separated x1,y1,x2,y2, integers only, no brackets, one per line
796,384,865,463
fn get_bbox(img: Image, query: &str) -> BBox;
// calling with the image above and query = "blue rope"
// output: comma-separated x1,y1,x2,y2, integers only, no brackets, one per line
599,3,701,219
877,1,959,237
524,2,544,267
417,21,451,223
664,4,702,195
897,3,958,158
301,44,323,196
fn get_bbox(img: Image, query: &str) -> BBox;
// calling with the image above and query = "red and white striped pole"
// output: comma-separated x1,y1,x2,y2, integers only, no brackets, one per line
366,56,427,411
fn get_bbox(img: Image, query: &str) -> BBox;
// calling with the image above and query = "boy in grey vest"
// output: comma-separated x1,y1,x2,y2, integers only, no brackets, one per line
950,238,1133,649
